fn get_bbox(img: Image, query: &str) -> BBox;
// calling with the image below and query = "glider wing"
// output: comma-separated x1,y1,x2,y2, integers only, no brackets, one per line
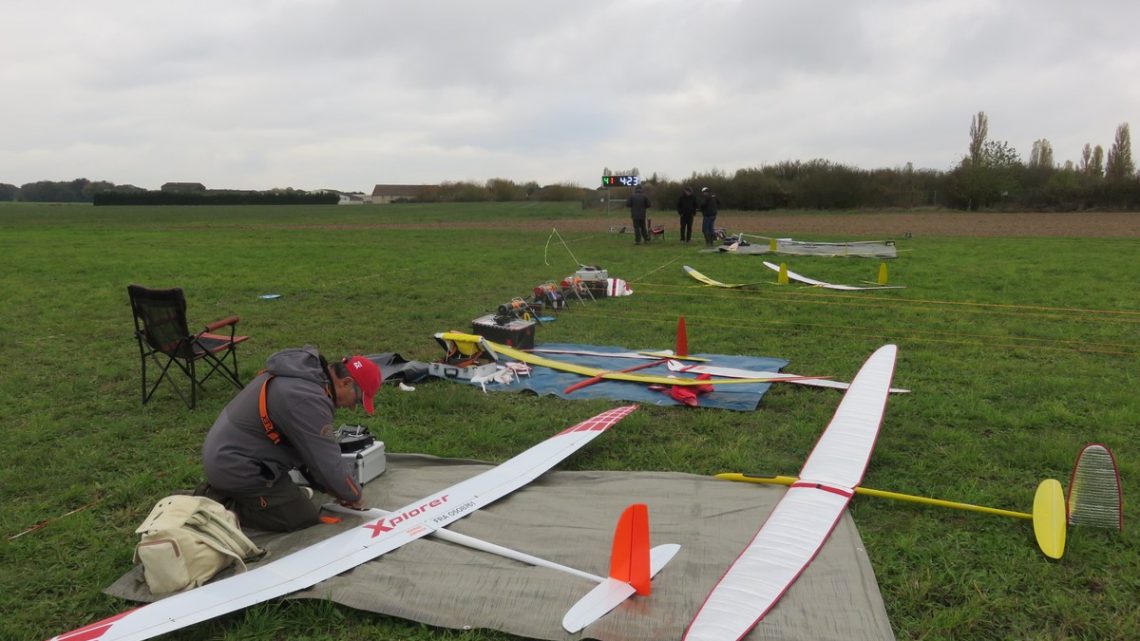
482,336,786,387
49,405,638,641
684,345,897,641
762,261,906,290
666,360,910,394
682,265,766,289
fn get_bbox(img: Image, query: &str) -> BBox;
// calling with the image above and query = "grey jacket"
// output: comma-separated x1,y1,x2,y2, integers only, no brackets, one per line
202,346,363,503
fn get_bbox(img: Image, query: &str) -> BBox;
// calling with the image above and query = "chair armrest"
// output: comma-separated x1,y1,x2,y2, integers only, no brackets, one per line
204,316,240,332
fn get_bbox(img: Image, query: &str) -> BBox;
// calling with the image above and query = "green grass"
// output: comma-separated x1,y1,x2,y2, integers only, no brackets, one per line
1,202,1137,641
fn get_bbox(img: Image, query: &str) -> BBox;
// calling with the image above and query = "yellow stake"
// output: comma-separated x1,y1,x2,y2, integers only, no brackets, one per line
769,238,778,252
777,263,789,285
877,262,889,285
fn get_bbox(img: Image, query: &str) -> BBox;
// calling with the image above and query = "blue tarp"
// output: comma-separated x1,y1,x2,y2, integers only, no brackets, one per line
475,342,789,411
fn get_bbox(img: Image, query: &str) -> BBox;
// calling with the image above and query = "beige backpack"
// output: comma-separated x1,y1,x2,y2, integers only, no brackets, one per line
134,495,265,595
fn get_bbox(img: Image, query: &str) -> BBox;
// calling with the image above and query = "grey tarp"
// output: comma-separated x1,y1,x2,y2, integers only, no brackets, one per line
108,454,895,641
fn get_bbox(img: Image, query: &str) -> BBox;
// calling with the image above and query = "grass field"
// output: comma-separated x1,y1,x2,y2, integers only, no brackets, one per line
1,202,1137,641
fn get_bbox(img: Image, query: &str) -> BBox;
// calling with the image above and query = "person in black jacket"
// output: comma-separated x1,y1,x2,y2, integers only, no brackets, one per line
676,186,697,243
625,185,652,245
699,187,720,246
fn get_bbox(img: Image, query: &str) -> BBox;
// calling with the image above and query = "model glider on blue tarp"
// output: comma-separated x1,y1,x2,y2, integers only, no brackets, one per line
49,406,677,641
438,332,793,388
684,345,897,641
665,359,911,394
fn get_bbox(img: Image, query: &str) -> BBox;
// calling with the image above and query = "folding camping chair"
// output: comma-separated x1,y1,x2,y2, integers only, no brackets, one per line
128,284,250,409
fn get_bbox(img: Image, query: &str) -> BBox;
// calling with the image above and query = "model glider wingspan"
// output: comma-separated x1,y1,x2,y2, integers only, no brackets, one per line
762,261,906,290
683,265,767,289
684,344,897,641
529,347,709,363
439,332,784,387
49,405,639,641
666,359,910,394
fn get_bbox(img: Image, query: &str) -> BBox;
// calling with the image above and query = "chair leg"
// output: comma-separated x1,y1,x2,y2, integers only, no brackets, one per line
189,358,197,410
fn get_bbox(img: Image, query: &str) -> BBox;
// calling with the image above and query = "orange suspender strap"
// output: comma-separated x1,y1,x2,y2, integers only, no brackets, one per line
258,375,283,445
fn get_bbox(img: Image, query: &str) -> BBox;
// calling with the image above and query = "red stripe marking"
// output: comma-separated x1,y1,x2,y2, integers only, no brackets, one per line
55,609,138,641
790,481,854,498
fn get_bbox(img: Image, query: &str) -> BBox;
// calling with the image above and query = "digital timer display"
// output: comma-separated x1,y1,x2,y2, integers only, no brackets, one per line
601,175,640,187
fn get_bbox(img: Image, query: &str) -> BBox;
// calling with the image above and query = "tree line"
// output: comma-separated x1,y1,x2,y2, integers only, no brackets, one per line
3,112,1136,211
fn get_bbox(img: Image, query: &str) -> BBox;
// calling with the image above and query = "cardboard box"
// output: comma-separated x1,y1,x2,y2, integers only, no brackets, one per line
471,313,536,349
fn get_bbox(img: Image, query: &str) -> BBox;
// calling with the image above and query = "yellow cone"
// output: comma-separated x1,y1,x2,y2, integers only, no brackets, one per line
769,238,778,252
877,262,889,285
777,263,789,285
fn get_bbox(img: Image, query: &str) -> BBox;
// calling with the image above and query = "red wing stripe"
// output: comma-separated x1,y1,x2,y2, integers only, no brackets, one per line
790,481,854,498
53,609,138,641
558,405,638,434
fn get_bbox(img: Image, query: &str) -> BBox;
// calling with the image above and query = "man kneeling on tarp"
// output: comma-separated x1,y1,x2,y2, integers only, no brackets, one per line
199,346,381,532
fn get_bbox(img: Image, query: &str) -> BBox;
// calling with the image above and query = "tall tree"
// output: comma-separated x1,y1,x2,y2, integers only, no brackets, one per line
1029,139,1054,168
1091,145,1106,177
1079,143,1093,174
969,111,988,167
1105,123,1134,180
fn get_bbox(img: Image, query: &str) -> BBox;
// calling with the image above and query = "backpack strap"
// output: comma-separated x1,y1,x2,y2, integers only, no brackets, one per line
258,375,283,445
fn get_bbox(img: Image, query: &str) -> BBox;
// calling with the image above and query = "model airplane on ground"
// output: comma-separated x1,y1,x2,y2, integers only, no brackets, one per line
684,344,897,641
665,359,910,394
50,405,677,641
761,261,906,291
436,332,811,388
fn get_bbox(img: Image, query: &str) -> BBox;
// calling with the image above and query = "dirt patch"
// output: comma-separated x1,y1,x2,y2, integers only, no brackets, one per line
275,211,1139,238
584,211,1140,238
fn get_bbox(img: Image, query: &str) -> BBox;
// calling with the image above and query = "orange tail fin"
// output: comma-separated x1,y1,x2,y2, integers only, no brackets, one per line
676,316,689,357
609,503,652,595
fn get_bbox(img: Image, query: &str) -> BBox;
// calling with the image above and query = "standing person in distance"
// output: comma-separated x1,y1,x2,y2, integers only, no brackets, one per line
676,186,697,243
625,184,652,245
699,186,720,246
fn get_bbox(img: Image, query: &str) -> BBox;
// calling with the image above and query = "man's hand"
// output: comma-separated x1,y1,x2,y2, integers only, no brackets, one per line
337,498,366,510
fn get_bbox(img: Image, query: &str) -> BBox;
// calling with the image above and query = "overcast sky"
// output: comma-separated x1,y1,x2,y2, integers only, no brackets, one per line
3,1,1137,192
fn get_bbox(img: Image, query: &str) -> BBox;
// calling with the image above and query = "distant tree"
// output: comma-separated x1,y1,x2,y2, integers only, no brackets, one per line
969,111,988,166
1079,144,1093,174
485,178,521,201
1091,145,1106,178
1028,139,1054,168
0,183,17,201
19,179,90,202
1105,123,1134,180
982,140,1021,167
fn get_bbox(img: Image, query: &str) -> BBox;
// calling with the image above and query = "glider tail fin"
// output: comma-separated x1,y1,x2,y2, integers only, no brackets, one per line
676,316,689,357
562,504,681,633
609,503,652,595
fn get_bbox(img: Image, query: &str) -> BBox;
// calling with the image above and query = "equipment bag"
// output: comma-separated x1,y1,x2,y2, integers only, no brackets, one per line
133,495,265,595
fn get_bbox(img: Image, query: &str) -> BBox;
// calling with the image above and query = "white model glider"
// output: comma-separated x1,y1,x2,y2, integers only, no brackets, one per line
762,261,906,290
684,344,897,641
666,359,910,394
50,405,659,641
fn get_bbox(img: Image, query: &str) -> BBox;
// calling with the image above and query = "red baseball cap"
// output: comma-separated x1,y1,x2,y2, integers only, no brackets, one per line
344,355,382,414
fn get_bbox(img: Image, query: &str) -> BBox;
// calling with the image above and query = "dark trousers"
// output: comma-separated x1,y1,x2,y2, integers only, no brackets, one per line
679,214,694,241
200,478,321,532
701,215,717,245
632,217,649,243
